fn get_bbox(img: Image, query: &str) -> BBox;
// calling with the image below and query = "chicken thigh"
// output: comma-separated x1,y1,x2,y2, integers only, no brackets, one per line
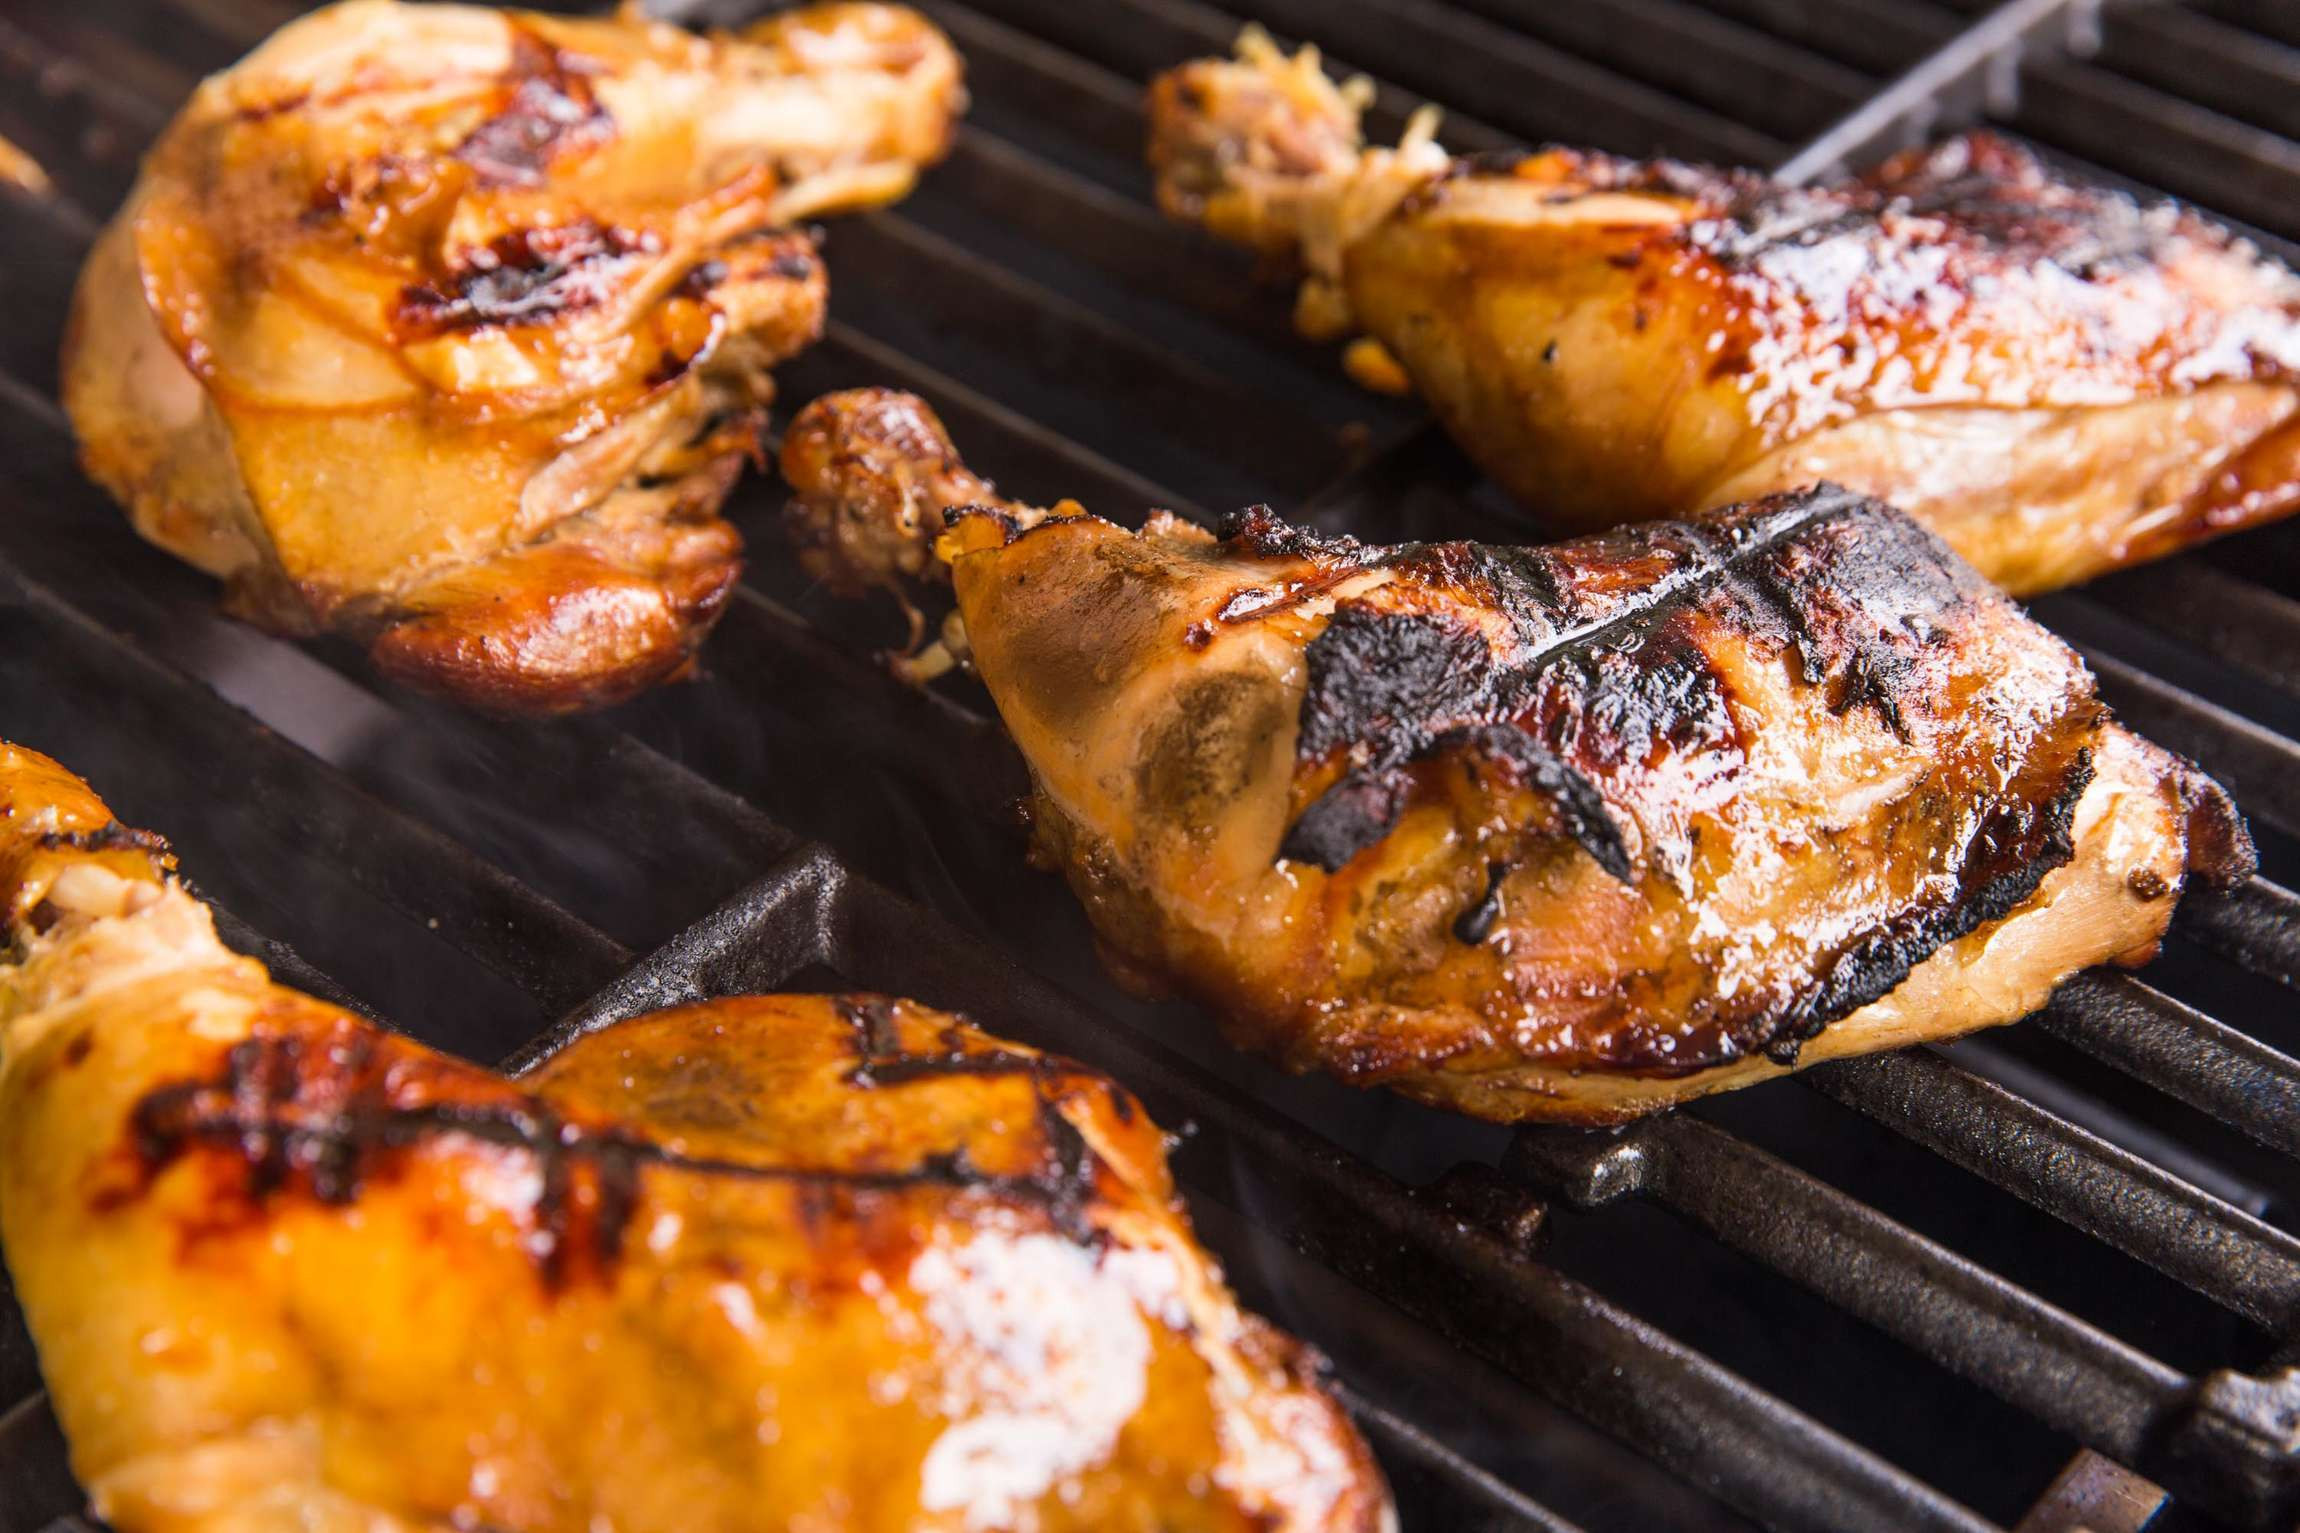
1147,33,2300,596
784,388,2252,1122
0,741,1389,1531
64,0,964,711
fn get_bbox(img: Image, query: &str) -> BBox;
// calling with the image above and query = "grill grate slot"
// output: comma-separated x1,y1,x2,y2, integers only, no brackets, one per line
1169,0,1786,159
2197,0,2300,50
2008,58,2300,242
1509,1115,2201,1497
2092,5,2300,141
1440,0,1880,139
1809,1046,2300,1332
2037,972,2300,1160
1683,0,1959,75
939,0,1515,151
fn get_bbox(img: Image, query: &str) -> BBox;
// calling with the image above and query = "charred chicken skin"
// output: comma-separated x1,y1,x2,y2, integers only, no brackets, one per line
783,389,2251,1122
63,0,964,713
0,743,1389,1531
1146,34,2300,597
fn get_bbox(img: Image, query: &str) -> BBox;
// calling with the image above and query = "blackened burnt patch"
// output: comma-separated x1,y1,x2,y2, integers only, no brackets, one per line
120,1007,1123,1279
36,821,169,857
1279,486,1938,878
1743,499,1987,739
455,29,612,189
1215,505,1376,565
837,994,1042,1087
1754,742,2098,1068
1441,724,1631,880
1280,772,1415,872
1296,608,1490,762
396,222,658,337
1452,860,1510,945
1280,720,1632,879
125,1021,646,1287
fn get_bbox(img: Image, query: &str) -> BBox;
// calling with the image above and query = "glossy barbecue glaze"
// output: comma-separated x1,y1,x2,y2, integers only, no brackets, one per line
782,390,2251,1120
0,744,1389,1531
63,0,963,712
1148,36,2300,596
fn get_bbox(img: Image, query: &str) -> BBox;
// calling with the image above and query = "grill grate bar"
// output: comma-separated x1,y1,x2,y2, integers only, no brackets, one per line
2179,875,2300,993
1680,0,1959,75
1507,1114,2194,1478
910,0,1149,171
0,541,632,1034
2037,971,2300,1159
1327,1384,1586,1533
2196,0,2300,50
1808,1045,2300,1332
1774,0,2094,183
912,127,1329,362
2077,643,2300,842
2091,4,2300,141
824,210,1341,503
0,191,90,395
1436,0,1878,141
2006,55,2300,241
951,0,1516,151
1208,0,1785,161
2091,558,2300,703
1228,1194,2003,1532
0,34,155,215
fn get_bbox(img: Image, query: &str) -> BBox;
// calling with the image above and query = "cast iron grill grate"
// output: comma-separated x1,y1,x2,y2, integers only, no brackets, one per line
1,1,2298,1529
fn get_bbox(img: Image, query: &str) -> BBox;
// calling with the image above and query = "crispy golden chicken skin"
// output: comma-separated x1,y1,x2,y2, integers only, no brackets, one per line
783,389,2251,1122
63,0,965,713
0,745,1389,1531
1147,35,2300,597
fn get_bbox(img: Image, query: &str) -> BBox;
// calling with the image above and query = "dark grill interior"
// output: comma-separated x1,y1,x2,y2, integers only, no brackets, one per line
2,0,2299,1528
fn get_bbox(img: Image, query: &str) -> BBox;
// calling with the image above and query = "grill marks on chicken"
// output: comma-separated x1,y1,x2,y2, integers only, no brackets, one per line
0,745,1389,1532
1147,36,2300,596
63,0,964,713
1268,496,2054,902
783,389,2250,1120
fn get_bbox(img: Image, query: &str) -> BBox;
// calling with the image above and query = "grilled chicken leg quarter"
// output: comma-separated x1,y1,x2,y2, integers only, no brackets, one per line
784,389,2252,1123
0,743,1389,1531
1146,35,2300,597
64,0,964,712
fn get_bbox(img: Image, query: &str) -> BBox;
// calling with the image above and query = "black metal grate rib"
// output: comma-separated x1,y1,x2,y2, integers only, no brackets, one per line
1,1,2299,1530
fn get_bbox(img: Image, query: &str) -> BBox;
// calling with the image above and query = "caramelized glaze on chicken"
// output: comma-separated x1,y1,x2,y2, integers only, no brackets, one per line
1148,35,2300,596
784,389,2251,1121
0,744,1389,1530
63,0,964,712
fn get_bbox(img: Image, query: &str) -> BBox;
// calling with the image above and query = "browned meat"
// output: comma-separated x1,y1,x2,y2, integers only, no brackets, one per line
0,742,1390,1532
780,387,1057,612
1147,34,2300,597
64,1,964,713
785,388,2252,1122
